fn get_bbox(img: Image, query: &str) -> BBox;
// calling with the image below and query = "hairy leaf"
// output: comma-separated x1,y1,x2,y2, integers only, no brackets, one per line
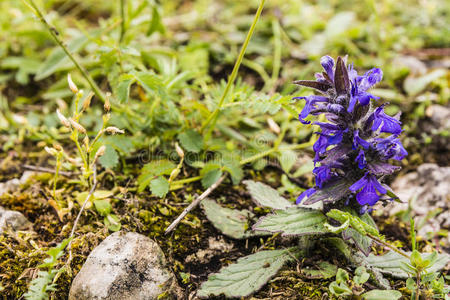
178,129,204,153
150,176,169,198
197,248,300,298
201,199,268,239
253,207,327,236
244,180,292,210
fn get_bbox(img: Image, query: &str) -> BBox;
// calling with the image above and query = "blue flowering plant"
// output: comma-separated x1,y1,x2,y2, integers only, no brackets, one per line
294,55,407,214
197,56,449,299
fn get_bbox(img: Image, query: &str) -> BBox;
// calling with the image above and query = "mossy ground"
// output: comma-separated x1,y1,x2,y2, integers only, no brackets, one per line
2,149,445,300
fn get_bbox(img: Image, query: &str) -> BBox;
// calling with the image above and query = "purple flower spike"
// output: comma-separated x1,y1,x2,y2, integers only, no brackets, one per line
293,56,406,210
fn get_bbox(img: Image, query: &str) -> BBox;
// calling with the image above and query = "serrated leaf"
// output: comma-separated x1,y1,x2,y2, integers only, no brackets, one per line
197,248,300,298
150,176,169,198
253,207,327,236
244,180,292,210
201,199,268,239
137,160,175,192
222,160,244,185
201,169,223,189
365,251,450,279
362,290,402,300
178,129,204,153
132,71,167,98
98,145,119,169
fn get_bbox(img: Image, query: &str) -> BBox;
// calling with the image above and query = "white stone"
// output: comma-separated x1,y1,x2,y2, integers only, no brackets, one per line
0,206,32,233
69,231,181,300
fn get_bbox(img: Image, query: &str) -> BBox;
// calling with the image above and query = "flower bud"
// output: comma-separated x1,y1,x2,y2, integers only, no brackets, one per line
82,92,94,112
45,146,58,156
69,118,86,134
54,144,63,151
105,127,124,135
56,109,71,128
104,92,111,112
267,118,280,134
175,143,184,158
93,145,106,162
67,74,79,94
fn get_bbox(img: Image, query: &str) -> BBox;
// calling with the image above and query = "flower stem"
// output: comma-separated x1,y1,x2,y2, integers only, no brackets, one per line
367,233,410,259
200,0,265,135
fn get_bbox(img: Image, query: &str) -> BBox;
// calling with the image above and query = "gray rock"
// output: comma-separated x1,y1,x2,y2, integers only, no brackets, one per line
0,206,32,233
0,171,35,196
425,104,450,130
69,231,181,300
389,164,450,239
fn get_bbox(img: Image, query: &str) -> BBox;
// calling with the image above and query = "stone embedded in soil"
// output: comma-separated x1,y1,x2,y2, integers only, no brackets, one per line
390,164,450,241
0,206,32,233
69,231,181,300
0,171,35,197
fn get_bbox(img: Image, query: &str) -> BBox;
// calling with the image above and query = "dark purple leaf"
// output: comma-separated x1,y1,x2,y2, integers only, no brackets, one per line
334,57,350,95
303,179,353,205
293,80,332,93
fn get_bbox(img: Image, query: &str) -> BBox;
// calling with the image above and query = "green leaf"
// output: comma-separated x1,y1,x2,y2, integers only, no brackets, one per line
201,169,223,189
197,248,300,298
132,71,167,98
406,277,416,290
98,145,119,169
137,159,175,192
253,207,327,236
150,176,169,198
365,251,450,279
335,268,349,284
244,180,292,210
301,261,338,279
116,74,135,103
277,149,297,173
354,266,370,285
178,129,204,153
329,281,352,296
147,5,165,36
362,290,402,300
94,199,112,217
201,199,268,239
104,214,121,232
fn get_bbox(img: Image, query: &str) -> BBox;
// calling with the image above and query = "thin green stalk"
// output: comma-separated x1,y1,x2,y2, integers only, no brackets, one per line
367,233,410,259
200,0,265,135
270,19,282,91
24,0,107,103
119,0,126,43
171,176,203,186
